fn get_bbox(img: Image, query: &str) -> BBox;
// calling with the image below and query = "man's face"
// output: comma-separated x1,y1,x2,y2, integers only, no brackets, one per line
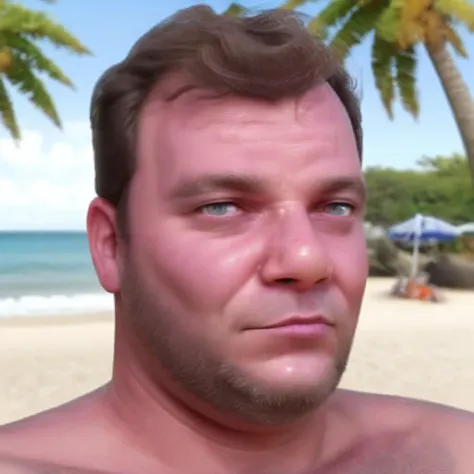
119,82,367,424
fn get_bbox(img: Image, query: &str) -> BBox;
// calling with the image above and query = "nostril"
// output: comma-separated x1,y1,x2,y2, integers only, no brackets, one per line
277,278,297,285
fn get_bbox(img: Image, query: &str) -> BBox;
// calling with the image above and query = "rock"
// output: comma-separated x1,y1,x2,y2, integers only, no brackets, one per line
424,255,474,289
367,235,428,277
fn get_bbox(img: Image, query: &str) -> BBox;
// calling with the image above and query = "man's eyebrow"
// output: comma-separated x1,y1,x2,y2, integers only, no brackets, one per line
168,174,270,199
318,176,367,200
168,173,366,201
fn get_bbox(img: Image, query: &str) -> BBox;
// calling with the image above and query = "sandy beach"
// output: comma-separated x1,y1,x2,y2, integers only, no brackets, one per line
1,277,473,425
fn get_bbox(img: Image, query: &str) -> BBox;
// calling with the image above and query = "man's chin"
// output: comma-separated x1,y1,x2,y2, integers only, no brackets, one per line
229,383,334,426
253,377,339,405
228,366,342,415
244,356,343,394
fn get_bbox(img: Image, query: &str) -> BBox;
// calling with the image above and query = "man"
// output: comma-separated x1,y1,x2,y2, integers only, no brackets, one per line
0,5,473,474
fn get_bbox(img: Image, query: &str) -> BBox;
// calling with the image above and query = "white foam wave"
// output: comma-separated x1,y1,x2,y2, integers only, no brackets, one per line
0,292,113,317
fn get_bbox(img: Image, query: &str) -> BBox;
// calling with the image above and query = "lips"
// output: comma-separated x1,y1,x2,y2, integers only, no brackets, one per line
252,314,334,330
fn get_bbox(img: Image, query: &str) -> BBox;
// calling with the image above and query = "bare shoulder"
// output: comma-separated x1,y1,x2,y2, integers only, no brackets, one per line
337,388,474,420
0,455,31,474
416,397,474,466
0,455,112,473
0,429,114,474
0,394,116,474
0,455,61,473
335,389,474,472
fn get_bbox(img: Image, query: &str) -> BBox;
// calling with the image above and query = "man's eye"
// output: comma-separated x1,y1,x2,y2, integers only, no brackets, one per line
323,202,354,216
199,202,240,217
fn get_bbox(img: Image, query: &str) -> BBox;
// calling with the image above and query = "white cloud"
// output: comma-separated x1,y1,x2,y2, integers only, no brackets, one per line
0,121,96,230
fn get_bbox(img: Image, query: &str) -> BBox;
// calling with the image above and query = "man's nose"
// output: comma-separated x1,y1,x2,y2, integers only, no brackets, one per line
259,207,332,291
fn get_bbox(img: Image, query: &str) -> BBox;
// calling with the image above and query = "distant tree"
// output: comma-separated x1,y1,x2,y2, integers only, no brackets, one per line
0,0,91,140
364,153,474,226
225,0,474,185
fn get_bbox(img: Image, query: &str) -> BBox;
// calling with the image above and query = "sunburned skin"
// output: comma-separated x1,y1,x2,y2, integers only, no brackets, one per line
0,82,473,474
0,391,473,473
0,458,110,474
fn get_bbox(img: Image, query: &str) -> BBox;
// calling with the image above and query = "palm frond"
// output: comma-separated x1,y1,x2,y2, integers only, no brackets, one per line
329,2,386,60
0,3,91,55
444,24,468,57
223,2,248,17
371,35,397,118
436,0,474,32
395,46,419,117
5,34,73,87
307,0,354,39
6,53,61,128
375,0,403,44
397,0,431,46
401,0,431,23
0,77,20,140
357,0,380,6
280,0,311,10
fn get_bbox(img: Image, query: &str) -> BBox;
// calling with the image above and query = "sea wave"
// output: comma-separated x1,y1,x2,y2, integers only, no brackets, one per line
0,292,114,317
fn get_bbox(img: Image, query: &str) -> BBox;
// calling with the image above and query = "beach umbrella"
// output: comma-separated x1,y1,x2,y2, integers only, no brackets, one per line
387,214,460,277
458,223,474,236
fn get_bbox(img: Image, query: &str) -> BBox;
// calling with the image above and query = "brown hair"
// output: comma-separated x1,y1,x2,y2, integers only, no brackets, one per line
90,5,362,228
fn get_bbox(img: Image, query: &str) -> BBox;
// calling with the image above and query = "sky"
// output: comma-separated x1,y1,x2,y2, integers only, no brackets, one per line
0,0,473,230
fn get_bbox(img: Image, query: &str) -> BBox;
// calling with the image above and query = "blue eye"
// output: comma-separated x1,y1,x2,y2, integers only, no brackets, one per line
324,202,354,216
200,202,240,217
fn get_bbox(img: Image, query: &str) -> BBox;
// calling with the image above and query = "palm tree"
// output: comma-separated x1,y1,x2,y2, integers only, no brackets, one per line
0,0,91,140
225,0,474,185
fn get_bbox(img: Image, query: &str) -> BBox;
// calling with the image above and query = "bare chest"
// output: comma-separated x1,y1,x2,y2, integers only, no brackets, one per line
0,433,459,474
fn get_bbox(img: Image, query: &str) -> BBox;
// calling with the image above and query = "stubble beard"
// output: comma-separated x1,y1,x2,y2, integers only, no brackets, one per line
120,265,353,426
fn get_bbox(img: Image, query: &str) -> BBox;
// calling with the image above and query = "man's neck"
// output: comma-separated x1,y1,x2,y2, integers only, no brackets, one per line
102,359,335,473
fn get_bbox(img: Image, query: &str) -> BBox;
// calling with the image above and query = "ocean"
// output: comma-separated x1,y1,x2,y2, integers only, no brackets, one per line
0,232,113,317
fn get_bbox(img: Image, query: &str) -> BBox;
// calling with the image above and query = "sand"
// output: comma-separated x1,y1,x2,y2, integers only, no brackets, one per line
1,277,473,425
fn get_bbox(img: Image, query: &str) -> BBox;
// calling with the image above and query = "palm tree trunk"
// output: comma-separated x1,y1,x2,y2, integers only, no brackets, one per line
425,42,474,186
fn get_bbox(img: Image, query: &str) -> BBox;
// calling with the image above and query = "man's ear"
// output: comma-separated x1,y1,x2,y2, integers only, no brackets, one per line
87,197,121,293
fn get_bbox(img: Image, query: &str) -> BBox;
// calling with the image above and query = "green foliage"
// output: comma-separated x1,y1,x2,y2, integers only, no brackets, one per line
307,0,353,38
280,0,310,10
0,75,17,137
325,1,385,58
225,0,474,120
364,154,474,227
6,53,61,127
371,35,396,117
395,46,418,117
0,0,91,141
4,34,74,86
437,0,474,32
375,0,402,44
223,2,249,17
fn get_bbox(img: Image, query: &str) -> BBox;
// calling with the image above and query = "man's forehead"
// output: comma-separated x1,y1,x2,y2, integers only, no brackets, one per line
140,75,350,130
136,75,359,181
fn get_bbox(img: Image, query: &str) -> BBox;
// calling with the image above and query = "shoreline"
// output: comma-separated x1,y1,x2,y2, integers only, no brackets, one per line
0,275,473,327
0,275,472,322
